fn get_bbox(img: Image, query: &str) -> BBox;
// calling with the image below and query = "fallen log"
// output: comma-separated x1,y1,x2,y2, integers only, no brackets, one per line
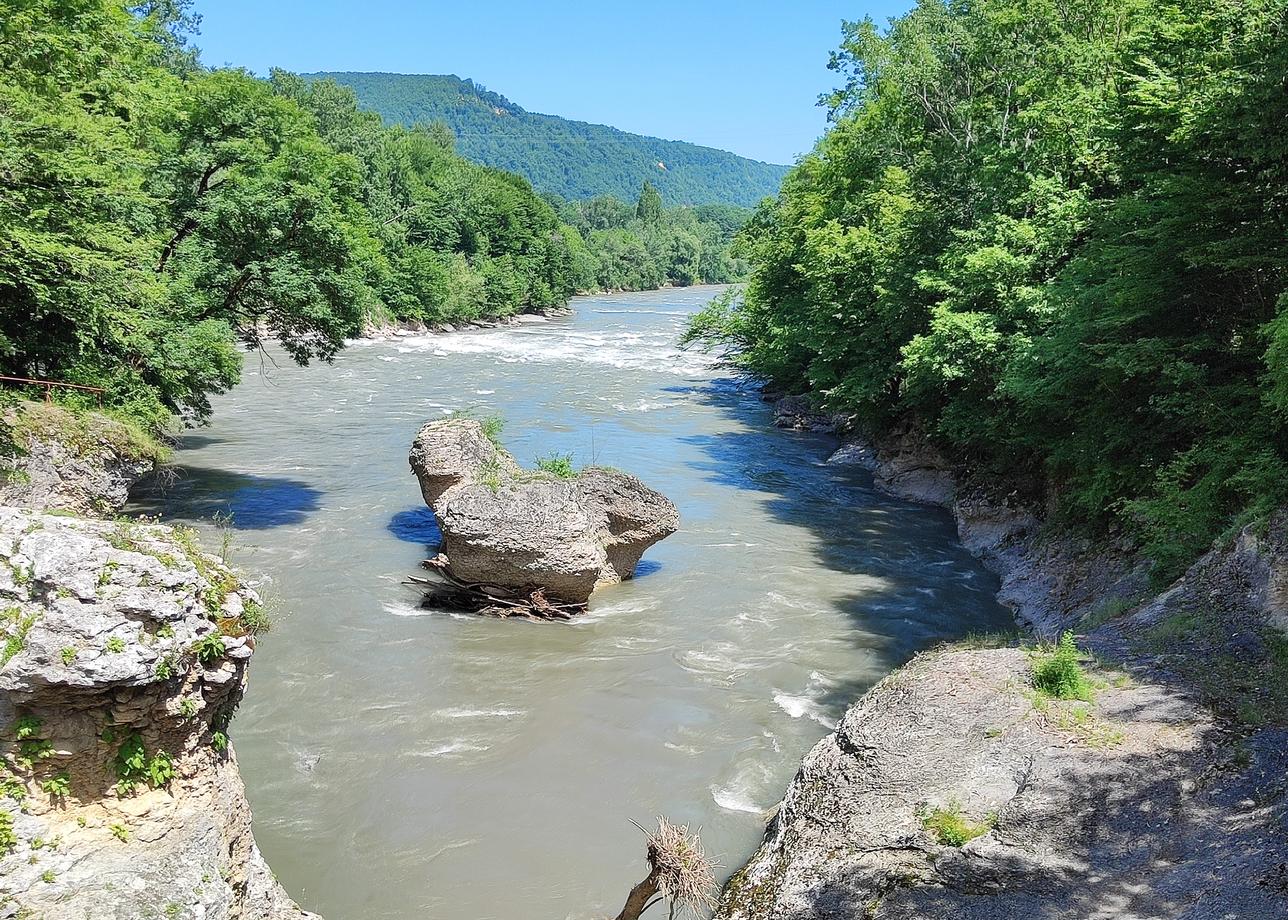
405,556,588,621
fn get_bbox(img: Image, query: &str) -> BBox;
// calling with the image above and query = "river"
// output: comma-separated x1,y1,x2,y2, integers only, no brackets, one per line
133,286,1012,919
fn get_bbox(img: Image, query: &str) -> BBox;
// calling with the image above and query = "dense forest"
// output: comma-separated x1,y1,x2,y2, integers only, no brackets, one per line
0,2,747,436
309,72,789,207
685,0,1288,580
558,187,749,290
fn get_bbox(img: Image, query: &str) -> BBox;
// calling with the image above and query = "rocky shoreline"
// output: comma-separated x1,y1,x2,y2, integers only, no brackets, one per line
715,399,1288,919
0,418,316,919
0,508,316,920
358,306,574,341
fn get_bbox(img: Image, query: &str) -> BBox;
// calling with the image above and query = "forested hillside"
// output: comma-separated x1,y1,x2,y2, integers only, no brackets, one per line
308,72,789,207
685,0,1288,580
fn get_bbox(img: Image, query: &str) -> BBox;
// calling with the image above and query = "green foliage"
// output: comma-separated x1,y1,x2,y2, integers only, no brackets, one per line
114,734,174,793
154,652,178,680
478,415,504,447
920,803,996,847
59,647,77,666
13,717,41,741
535,454,576,479
109,822,131,843
105,637,126,654
1,607,37,666
210,730,228,753
0,7,589,434
559,189,751,291
686,0,1288,577
191,633,225,665
38,772,70,799
308,72,787,207
1032,633,1091,701
178,698,199,718
0,812,15,855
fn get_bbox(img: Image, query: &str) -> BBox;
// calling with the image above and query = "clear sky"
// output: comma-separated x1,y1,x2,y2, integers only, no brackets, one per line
191,1,912,166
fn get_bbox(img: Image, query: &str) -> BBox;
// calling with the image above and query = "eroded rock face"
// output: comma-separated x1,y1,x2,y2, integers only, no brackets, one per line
0,507,316,920
0,404,159,517
409,419,678,605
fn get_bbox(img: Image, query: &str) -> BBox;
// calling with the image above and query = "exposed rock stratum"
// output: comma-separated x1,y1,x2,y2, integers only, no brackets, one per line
0,507,316,920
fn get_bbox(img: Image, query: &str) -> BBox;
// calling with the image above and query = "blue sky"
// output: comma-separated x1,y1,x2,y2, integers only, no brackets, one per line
191,1,911,165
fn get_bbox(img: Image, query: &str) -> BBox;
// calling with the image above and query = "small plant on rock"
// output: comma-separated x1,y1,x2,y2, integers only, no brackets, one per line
191,633,226,666
1032,632,1092,701
920,803,996,847
109,822,130,842
0,811,14,855
104,636,125,654
38,772,70,799
535,454,577,479
154,652,179,680
59,647,77,666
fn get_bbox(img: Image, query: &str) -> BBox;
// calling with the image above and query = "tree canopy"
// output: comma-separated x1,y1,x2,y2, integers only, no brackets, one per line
0,0,591,428
685,0,1288,579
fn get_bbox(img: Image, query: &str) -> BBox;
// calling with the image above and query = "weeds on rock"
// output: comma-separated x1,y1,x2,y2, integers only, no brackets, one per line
919,802,996,847
535,454,577,479
38,772,70,799
1031,632,1092,701
0,812,15,855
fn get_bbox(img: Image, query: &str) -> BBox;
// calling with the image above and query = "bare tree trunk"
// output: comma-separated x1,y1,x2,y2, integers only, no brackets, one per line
614,867,661,920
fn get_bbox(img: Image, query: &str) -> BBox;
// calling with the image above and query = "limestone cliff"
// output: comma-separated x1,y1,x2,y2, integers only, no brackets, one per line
0,403,162,517
0,507,316,920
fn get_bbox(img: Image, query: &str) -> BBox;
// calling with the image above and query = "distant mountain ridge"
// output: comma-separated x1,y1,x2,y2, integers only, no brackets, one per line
307,72,788,207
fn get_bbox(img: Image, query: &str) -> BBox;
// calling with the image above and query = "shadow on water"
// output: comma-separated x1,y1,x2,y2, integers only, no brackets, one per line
387,507,442,551
679,376,1013,719
132,466,322,529
632,558,663,579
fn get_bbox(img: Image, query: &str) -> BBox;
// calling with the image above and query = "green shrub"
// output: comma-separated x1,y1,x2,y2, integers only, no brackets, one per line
1032,632,1091,701
191,633,225,666
535,454,576,479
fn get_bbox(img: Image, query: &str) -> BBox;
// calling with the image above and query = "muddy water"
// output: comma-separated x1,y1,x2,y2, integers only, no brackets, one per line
135,286,1011,919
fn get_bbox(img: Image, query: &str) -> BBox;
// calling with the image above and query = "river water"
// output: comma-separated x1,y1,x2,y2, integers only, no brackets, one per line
133,286,1011,919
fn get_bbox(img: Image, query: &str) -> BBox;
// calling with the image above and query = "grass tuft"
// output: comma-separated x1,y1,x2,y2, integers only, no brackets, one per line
920,802,996,847
1032,632,1092,701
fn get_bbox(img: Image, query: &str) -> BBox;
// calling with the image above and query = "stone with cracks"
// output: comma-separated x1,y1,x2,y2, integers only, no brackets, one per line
408,418,678,608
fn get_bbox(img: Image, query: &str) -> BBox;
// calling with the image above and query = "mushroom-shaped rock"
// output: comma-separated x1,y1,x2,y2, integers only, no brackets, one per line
408,419,678,610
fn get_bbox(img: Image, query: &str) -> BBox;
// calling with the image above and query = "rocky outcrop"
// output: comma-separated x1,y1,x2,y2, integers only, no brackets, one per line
717,637,1288,920
0,507,315,920
0,402,163,517
721,398,1288,919
825,420,1146,638
409,418,678,609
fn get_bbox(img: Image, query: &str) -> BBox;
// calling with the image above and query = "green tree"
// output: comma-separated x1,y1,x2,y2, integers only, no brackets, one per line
636,180,663,223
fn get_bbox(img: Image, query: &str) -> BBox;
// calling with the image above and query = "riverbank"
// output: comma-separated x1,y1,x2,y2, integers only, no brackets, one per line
715,405,1288,918
0,506,316,920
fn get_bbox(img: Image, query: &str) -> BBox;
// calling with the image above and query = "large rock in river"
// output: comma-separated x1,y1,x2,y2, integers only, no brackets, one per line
409,418,678,606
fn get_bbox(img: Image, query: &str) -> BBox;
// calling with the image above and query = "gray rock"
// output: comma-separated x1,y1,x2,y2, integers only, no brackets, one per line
409,419,678,605
0,507,317,920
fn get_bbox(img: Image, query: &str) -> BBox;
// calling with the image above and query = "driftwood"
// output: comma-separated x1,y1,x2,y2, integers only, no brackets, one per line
405,555,588,621
612,818,718,920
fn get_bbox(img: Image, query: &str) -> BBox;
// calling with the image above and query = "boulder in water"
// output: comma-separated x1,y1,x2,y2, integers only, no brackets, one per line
408,418,678,615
